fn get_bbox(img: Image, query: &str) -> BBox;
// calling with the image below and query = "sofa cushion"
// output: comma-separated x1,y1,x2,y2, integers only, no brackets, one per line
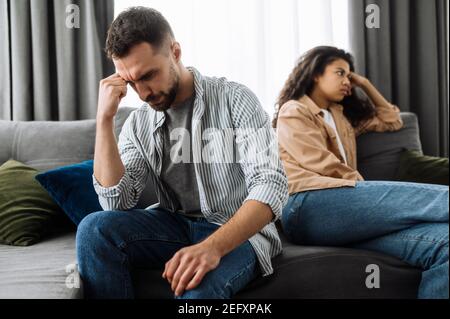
0,231,82,299
132,233,421,299
35,160,103,226
357,112,422,181
395,149,449,185
0,160,69,246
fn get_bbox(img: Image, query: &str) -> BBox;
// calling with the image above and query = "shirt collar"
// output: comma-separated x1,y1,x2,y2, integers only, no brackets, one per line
299,95,344,117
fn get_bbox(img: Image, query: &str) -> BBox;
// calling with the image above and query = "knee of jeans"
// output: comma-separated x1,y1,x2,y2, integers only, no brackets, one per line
435,241,449,266
176,285,227,299
432,224,449,266
175,271,231,299
76,210,120,250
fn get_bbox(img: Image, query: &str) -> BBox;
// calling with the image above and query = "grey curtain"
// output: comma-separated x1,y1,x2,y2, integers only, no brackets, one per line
349,0,449,157
0,0,114,121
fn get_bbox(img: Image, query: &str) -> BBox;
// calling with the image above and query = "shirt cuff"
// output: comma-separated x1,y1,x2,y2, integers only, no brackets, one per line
244,184,287,222
92,173,129,198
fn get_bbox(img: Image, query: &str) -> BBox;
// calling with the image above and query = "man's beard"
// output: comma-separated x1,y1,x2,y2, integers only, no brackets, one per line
147,65,180,112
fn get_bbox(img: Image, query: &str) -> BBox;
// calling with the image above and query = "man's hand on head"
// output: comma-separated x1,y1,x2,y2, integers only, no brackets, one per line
97,73,128,121
162,241,222,297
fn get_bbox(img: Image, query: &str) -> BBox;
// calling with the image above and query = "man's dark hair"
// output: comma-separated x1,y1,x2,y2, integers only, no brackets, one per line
105,7,175,59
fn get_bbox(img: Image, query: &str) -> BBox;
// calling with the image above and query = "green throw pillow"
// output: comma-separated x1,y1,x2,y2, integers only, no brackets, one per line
0,159,66,246
395,150,449,185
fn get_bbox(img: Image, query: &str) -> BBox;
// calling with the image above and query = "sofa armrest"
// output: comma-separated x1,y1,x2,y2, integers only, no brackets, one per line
357,112,422,181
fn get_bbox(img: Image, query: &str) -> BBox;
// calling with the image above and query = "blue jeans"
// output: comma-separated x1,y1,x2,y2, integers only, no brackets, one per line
76,207,259,299
281,181,449,299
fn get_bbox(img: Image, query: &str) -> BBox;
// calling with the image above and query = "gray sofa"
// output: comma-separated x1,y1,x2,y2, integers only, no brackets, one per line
0,107,423,299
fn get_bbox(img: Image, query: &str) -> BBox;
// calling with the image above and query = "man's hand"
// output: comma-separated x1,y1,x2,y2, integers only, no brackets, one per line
97,73,127,121
93,73,127,188
162,241,222,297
161,200,273,297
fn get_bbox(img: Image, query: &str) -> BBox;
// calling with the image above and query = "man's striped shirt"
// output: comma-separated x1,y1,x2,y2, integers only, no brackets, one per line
93,67,289,276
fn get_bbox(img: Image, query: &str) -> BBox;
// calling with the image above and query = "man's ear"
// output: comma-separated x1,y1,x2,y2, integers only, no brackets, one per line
172,42,181,62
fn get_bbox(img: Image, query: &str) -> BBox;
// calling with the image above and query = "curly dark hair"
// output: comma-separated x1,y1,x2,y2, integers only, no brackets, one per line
272,46,375,128
105,7,174,59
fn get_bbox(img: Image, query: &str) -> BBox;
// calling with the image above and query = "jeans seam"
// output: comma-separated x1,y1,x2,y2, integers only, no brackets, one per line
356,181,448,192
121,253,133,298
223,251,257,295
117,236,189,250
282,193,306,240
94,225,134,298
395,234,449,246
188,218,196,242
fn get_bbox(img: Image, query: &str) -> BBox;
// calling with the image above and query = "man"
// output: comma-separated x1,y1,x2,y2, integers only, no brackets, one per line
76,6,288,299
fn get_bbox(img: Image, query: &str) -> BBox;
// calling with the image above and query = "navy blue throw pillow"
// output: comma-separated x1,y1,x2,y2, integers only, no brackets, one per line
35,160,103,226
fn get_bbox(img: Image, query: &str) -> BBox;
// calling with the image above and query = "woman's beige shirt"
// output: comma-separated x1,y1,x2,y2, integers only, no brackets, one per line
277,95,403,195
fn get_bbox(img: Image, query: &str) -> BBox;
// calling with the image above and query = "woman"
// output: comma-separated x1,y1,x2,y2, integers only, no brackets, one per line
274,46,448,299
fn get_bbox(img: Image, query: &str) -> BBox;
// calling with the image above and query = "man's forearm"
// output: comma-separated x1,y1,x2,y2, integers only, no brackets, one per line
202,200,274,257
93,117,125,187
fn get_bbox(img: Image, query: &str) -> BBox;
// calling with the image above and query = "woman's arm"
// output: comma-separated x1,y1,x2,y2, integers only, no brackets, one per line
350,73,403,136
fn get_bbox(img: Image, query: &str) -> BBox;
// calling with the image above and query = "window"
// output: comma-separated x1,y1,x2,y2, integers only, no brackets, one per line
115,0,349,116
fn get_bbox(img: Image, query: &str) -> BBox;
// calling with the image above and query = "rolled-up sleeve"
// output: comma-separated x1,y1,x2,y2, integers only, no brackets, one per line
232,85,289,221
93,112,150,211
355,101,403,136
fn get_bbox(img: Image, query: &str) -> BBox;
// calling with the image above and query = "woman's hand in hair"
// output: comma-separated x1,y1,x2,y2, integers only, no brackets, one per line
348,72,369,89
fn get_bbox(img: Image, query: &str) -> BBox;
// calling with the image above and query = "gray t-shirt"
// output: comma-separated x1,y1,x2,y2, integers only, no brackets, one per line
160,95,202,217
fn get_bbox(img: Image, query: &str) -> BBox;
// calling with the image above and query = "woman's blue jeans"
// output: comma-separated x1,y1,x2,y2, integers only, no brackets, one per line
76,207,259,299
281,181,449,299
